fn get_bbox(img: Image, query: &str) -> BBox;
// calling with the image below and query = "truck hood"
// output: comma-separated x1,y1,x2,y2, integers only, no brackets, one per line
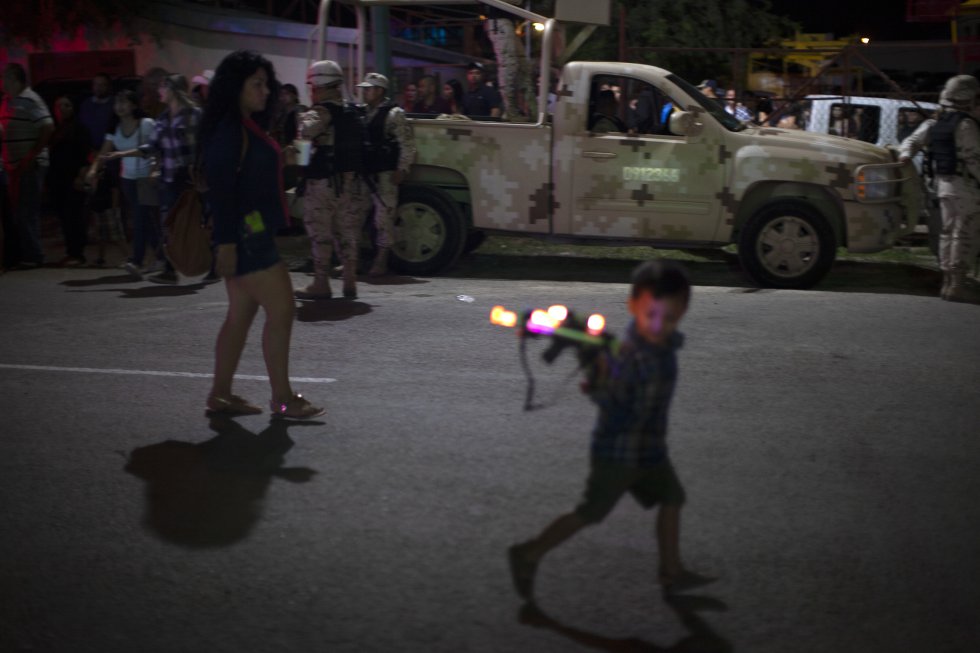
739,125,893,163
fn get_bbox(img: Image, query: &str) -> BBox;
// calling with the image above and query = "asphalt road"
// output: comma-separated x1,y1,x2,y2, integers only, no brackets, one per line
1,246,979,653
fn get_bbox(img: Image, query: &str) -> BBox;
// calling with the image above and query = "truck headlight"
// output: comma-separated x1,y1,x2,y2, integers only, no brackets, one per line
855,165,895,201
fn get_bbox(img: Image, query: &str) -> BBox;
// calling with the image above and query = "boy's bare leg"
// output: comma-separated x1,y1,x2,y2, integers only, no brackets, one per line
523,512,588,562
657,503,716,593
657,504,683,577
508,512,589,601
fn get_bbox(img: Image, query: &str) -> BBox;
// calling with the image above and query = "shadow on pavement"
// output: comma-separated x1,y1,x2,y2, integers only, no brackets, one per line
124,416,321,548
360,275,430,286
449,252,978,301
518,595,731,653
66,283,210,298
447,253,691,286
59,274,141,287
296,299,372,322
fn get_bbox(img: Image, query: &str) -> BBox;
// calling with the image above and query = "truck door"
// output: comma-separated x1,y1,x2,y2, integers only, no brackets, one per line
562,74,725,243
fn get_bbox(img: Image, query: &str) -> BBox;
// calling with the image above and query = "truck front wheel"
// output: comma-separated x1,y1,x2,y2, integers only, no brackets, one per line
391,186,467,275
738,202,836,289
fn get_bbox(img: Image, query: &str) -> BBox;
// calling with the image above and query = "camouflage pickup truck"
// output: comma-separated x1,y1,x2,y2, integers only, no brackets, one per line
393,60,922,288
314,0,921,288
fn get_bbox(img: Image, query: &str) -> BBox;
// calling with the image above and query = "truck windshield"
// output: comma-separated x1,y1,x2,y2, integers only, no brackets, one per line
667,74,748,133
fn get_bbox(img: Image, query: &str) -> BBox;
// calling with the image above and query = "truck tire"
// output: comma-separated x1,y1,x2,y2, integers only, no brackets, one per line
738,202,836,289
390,185,467,276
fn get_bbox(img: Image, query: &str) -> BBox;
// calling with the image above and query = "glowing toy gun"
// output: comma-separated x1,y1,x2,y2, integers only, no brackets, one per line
490,304,619,366
491,304,618,410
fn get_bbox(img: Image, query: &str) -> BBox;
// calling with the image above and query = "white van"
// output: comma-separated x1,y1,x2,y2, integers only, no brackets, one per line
805,95,939,149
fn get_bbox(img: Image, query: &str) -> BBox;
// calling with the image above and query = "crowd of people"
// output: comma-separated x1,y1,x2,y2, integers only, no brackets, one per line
0,56,514,283
696,78,810,129
0,64,213,278
0,52,423,417
391,63,509,120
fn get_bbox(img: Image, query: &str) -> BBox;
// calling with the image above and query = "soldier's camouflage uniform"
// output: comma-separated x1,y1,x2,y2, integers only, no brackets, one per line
484,9,537,121
364,101,416,252
901,111,980,297
297,101,370,284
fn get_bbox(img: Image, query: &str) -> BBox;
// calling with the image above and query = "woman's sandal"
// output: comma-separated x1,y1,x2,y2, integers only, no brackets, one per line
206,393,263,416
270,393,325,419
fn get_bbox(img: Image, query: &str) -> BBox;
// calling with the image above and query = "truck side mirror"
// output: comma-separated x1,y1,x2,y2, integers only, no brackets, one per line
669,110,703,138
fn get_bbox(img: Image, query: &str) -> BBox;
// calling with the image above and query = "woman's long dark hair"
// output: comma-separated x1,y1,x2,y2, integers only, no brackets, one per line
198,50,281,158
105,89,144,137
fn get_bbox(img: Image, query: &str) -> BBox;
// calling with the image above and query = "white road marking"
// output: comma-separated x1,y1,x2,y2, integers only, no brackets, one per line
0,363,336,383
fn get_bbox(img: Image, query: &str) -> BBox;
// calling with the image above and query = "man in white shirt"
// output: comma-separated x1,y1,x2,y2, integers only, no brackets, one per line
0,63,54,267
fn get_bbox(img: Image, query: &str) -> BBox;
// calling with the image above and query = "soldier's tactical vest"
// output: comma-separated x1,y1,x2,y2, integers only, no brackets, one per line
363,102,401,174
307,101,365,180
930,111,978,176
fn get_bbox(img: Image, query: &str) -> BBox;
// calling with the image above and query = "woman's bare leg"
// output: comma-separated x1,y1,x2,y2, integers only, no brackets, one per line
210,276,259,398
237,262,296,403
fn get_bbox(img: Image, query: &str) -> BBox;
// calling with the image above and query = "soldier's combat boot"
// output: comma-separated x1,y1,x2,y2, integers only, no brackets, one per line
945,271,970,303
295,274,333,300
368,247,389,277
342,260,358,299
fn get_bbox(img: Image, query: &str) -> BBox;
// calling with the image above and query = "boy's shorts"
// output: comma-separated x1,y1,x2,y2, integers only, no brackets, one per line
575,458,686,524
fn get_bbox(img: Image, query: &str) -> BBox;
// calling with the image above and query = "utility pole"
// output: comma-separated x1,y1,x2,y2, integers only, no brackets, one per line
526,0,532,58
372,5,392,79
618,3,627,62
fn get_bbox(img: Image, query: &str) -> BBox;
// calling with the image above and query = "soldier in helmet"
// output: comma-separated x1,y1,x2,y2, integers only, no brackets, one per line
294,60,369,300
356,73,416,276
900,74,980,302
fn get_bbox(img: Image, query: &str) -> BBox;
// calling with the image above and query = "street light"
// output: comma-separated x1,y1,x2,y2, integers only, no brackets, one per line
860,37,870,44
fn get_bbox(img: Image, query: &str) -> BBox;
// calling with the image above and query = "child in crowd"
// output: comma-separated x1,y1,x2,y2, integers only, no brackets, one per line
508,259,713,601
84,158,129,268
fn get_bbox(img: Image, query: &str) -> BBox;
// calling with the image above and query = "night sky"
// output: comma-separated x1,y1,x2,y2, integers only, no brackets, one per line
768,0,951,41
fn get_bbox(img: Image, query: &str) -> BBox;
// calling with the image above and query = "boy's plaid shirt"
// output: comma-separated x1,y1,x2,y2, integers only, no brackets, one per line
140,105,201,183
587,322,684,468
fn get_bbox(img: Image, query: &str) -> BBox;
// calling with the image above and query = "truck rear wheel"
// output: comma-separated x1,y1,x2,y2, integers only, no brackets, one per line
391,186,467,275
738,202,836,289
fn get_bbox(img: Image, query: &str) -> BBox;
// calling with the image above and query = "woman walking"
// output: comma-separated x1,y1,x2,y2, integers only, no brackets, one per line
200,50,323,418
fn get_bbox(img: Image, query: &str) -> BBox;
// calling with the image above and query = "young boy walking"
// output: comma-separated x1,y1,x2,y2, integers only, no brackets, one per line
508,259,713,600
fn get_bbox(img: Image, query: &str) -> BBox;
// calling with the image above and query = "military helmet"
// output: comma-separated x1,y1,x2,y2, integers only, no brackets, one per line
307,60,344,88
356,72,389,90
939,74,979,107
